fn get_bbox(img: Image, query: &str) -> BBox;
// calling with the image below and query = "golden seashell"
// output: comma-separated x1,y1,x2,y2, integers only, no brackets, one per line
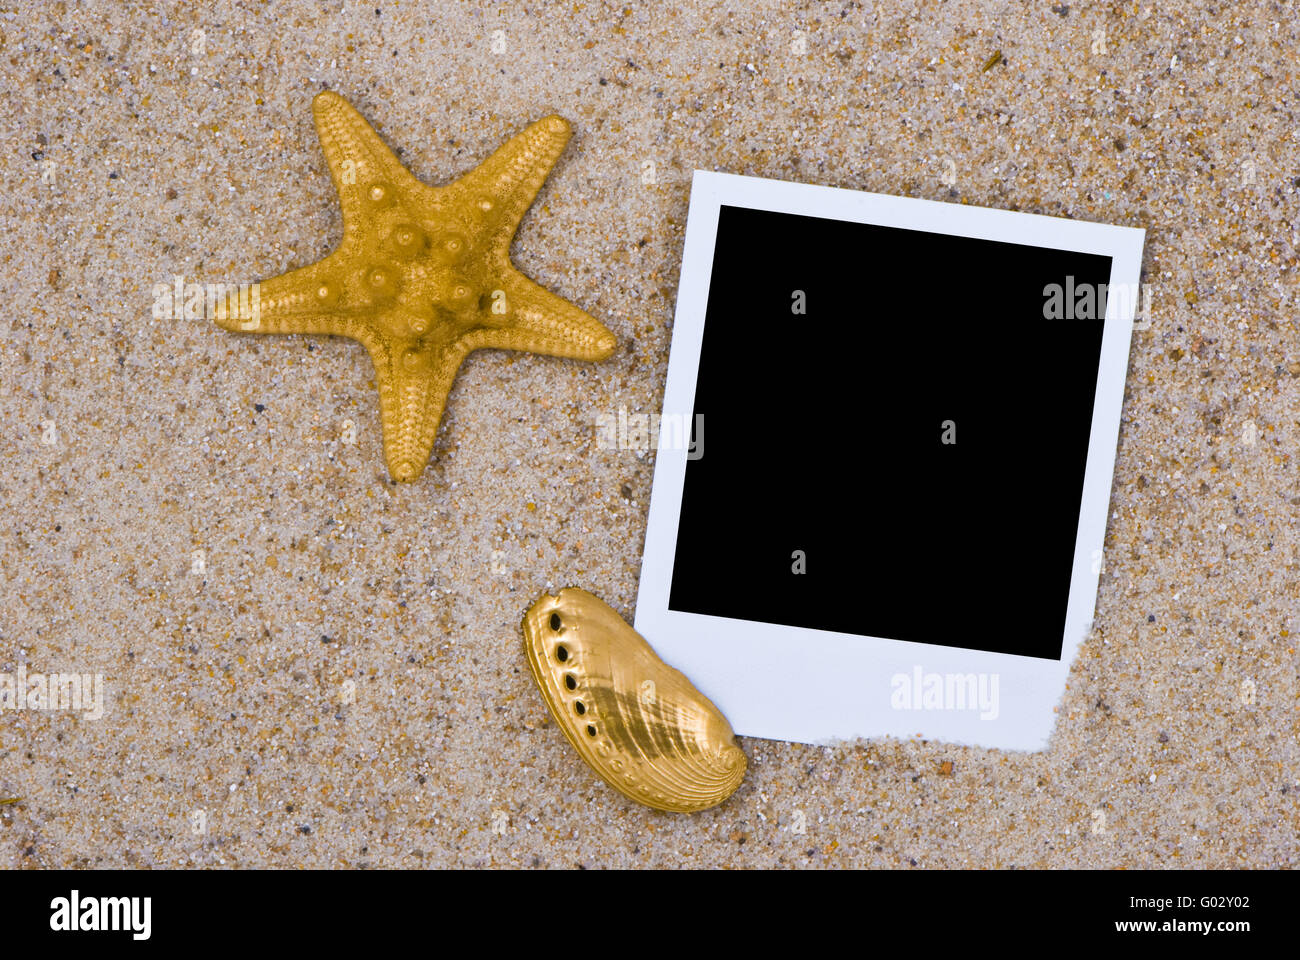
521,587,747,813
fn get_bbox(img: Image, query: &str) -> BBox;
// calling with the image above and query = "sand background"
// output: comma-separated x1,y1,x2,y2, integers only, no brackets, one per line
1,0,1297,867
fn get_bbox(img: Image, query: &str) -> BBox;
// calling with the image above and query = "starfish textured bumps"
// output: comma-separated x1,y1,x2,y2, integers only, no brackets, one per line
215,91,616,482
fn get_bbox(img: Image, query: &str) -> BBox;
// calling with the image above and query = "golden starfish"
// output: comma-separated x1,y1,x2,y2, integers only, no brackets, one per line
215,91,616,482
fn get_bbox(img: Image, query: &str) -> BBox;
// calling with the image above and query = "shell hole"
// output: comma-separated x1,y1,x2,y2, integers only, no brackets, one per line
555,645,568,662
549,613,562,631
586,725,597,738
575,701,586,715
564,674,576,690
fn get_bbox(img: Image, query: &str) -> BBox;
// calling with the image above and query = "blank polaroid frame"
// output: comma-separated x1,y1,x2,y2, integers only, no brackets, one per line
635,171,1145,750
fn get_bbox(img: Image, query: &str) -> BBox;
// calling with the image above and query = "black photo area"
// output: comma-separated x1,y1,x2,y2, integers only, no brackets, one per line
667,204,1114,660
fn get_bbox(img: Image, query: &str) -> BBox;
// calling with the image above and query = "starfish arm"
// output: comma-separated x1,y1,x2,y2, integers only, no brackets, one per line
312,91,427,236
212,257,370,342
361,336,471,483
442,115,575,261
462,267,616,361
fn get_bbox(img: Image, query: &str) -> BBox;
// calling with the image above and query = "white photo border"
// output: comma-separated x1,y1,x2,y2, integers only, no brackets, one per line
634,170,1146,751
